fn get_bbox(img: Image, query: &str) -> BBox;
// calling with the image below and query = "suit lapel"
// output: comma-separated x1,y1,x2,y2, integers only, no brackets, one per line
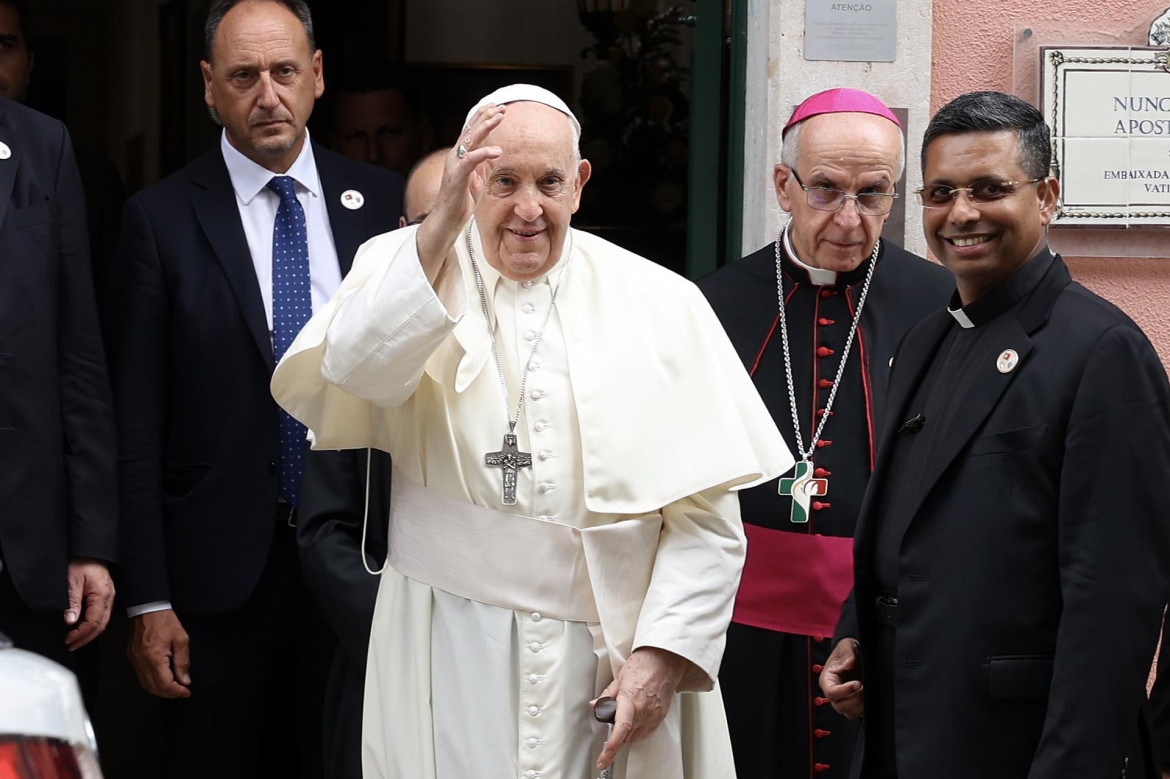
190,148,275,370
907,319,1034,523
0,106,20,229
854,310,952,551
899,252,1070,531
317,145,363,276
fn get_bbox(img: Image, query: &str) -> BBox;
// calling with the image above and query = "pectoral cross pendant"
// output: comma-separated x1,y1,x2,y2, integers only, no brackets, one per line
778,460,828,524
485,431,532,506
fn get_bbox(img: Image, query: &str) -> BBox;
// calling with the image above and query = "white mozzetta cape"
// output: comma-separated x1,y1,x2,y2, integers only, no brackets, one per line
271,223,792,778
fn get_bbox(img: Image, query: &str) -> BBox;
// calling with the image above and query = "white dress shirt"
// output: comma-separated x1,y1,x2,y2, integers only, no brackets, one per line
128,130,343,618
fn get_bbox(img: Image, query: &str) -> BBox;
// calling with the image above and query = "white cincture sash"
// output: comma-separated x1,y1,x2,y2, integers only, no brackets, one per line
386,473,614,623
372,471,737,778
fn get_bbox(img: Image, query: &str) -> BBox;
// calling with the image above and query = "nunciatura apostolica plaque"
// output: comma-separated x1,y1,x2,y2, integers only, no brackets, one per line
1041,45,1170,226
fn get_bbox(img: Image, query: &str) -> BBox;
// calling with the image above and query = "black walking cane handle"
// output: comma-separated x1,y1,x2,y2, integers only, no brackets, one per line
593,696,617,724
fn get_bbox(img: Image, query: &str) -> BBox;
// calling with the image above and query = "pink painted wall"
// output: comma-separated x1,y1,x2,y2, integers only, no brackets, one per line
932,0,1170,364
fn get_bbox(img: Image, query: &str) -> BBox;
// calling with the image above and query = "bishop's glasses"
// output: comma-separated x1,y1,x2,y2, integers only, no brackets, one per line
789,169,899,216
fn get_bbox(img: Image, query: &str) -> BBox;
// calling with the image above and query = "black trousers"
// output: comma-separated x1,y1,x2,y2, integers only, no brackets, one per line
861,621,899,779
159,518,334,779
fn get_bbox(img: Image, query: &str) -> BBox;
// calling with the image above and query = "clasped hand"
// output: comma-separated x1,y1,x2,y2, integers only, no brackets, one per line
593,646,691,771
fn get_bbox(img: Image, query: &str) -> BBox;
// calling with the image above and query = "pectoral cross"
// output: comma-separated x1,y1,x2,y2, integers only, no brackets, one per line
485,431,532,506
778,460,828,524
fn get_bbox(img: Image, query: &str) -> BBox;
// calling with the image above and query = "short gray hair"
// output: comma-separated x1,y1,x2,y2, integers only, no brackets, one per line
780,119,906,180
205,0,315,61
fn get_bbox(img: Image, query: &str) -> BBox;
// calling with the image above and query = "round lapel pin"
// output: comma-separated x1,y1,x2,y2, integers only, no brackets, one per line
0,142,12,160
996,348,1019,374
340,189,364,210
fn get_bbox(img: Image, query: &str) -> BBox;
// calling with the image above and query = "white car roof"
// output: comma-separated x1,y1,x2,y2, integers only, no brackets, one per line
0,645,93,745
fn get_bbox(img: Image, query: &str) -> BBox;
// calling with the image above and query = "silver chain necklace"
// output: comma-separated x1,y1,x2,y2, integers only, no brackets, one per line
467,217,572,505
773,229,879,522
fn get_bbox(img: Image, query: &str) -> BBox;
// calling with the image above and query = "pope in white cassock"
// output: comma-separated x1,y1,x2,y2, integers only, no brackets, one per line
270,84,792,779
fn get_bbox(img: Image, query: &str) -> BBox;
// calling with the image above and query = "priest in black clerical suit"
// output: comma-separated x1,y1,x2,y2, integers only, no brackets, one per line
822,91,1170,779
699,89,951,779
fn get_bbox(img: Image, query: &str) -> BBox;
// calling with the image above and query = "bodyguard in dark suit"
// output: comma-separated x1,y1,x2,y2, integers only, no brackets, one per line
104,1,403,776
821,91,1170,778
0,96,117,669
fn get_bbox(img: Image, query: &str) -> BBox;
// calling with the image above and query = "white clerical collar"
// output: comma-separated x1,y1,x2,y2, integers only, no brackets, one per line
948,303,976,329
782,225,839,286
221,128,322,205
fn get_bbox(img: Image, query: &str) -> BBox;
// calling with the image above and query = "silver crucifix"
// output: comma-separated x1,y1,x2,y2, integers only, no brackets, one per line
485,431,532,505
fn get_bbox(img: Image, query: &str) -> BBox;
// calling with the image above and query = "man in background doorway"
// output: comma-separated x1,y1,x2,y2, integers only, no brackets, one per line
332,62,434,177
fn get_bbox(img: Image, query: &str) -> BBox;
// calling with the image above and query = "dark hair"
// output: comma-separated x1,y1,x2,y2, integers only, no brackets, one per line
205,0,315,61
921,91,1051,180
0,0,30,39
334,62,422,108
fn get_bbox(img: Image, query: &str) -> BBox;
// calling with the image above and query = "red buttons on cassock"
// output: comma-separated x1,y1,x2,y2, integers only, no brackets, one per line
818,379,833,388
814,763,831,772
816,440,833,448
814,467,831,477
813,635,825,643
820,289,838,298
814,729,831,739
816,408,834,417
812,501,831,511
812,664,824,673
817,346,835,357
818,317,835,326
814,697,829,707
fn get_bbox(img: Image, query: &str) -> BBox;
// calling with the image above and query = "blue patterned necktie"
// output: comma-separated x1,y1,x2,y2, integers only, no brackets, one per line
267,175,311,507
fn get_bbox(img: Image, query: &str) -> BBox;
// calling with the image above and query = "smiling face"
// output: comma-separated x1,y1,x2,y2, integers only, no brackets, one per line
921,130,1059,305
775,112,902,272
201,0,324,173
470,101,590,282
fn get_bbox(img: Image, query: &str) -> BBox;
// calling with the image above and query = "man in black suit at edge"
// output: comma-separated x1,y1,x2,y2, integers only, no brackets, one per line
105,1,403,776
820,90,1170,779
0,87,116,681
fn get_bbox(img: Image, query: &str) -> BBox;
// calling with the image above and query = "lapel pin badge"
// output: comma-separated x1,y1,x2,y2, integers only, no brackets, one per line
0,142,12,160
996,348,1019,374
340,189,364,210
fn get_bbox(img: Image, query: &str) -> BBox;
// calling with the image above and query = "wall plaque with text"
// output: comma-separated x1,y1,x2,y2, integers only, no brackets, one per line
805,0,897,62
1041,45,1170,226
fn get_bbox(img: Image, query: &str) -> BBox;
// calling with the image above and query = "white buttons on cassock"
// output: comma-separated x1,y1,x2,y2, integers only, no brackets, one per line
525,330,537,341
522,280,535,288
526,737,541,748
527,673,541,684
522,303,536,314
528,705,541,716
525,770,541,778
533,421,549,432
530,389,547,400
537,449,552,461
528,641,543,653
531,612,542,622
539,482,556,493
